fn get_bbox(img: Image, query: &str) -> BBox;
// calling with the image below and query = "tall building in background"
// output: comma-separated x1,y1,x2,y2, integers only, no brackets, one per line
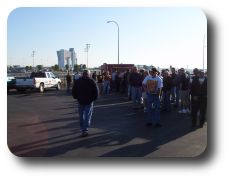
69,48,77,69
56,48,77,70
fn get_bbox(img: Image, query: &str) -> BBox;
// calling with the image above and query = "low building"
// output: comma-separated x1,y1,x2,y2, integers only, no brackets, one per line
100,63,135,73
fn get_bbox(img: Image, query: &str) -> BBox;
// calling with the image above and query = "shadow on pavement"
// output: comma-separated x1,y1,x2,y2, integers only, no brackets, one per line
8,93,206,157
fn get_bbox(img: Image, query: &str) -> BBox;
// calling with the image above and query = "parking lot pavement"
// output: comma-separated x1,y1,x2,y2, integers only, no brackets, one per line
7,89,207,157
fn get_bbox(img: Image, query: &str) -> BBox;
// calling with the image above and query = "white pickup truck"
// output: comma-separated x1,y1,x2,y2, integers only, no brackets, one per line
16,71,61,93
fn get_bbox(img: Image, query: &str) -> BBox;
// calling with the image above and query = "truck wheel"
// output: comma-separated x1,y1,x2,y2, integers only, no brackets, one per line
56,82,61,90
39,83,44,93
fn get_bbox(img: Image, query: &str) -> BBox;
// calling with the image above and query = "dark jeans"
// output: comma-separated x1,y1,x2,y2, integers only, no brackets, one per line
191,96,207,126
162,90,171,111
66,82,71,93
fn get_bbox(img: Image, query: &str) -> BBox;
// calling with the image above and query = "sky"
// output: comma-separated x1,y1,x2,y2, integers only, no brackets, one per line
7,7,207,69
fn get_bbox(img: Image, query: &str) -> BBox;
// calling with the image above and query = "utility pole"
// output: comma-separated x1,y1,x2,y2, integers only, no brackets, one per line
85,44,91,68
203,34,207,72
31,50,36,69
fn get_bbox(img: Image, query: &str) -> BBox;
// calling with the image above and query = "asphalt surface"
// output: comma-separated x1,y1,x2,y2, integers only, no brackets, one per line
7,88,207,157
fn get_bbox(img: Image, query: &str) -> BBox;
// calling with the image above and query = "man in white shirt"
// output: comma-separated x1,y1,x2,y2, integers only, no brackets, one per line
142,67,163,127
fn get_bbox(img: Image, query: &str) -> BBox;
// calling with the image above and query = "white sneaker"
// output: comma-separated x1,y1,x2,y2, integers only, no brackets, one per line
178,109,184,113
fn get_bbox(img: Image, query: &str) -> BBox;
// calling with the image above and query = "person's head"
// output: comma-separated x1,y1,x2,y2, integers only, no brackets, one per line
150,67,158,77
82,70,90,77
164,69,169,77
171,67,176,73
140,69,144,74
193,68,199,76
144,70,149,76
132,67,137,73
199,70,205,78
179,68,185,75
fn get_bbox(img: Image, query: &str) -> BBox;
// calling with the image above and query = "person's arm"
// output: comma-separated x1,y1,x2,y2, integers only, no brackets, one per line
92,80,99,101
142,77,148,92
157,77,163,96
72,80,79,99
142,83,148,92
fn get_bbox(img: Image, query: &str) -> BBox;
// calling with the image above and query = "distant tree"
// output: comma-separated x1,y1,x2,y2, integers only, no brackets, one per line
51,64,59,71
36,65,43,71
54,64,59,71
25,66,30,72
65,64,69,71
74,64,80,72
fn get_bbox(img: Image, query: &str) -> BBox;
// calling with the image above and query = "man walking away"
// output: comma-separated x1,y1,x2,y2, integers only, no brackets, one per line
72,70,99,137
190,69,207,128
162,69,173,112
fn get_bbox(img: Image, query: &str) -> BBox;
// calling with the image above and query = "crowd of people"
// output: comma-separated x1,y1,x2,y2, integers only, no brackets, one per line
70,66,207,137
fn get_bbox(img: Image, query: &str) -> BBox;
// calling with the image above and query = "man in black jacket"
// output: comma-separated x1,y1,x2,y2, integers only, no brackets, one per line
162,69,173,112
190,69,207,128
129,67,143,109
72,70,99,137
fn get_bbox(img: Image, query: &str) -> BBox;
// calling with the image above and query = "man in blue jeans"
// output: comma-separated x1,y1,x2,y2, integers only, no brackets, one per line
72,70,99,137
142,67,163,127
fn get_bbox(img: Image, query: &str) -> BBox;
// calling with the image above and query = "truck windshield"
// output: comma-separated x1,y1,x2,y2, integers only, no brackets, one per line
50,72,56,78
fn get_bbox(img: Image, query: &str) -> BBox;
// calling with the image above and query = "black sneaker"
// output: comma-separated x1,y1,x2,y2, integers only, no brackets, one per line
81,132,89,137
154,123,162,128
145,123,153,126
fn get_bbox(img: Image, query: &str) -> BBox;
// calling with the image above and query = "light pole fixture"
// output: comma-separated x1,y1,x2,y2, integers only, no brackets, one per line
107,20,119,64
203,34,207,72
85,44,91,68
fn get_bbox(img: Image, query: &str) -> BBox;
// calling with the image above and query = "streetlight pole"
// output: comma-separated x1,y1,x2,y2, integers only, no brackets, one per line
85,44,91,68
203,34,207,72
107,20,119,64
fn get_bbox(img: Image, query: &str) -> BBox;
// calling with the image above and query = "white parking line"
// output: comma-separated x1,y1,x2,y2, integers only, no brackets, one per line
94,101,132,108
